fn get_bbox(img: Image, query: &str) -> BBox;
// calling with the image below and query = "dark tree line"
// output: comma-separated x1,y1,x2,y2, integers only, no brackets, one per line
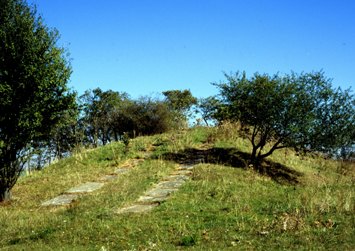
29,88,198,169
77,88,193,147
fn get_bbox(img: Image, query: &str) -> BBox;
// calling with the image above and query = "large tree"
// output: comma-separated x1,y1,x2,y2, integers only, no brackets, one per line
196,96,221,126
110,96,173,139
162,89,197,127
79,88,129,146
0,0,76,202
215,71,355,167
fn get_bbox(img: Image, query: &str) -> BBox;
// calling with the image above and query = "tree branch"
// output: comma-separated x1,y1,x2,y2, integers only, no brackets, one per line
260,138,286,159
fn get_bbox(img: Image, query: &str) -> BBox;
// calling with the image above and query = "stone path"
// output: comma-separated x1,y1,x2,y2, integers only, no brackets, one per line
41,159,142,207
116,153,205,214
42,150,205,213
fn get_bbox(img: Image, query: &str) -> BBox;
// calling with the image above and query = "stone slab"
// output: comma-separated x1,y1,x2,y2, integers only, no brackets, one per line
99,174,118,182
155,180,185,189
144,187,177,198
114,160,197,213
41,194,79,206
114,168,130,174
116,204,158,214
137,195,168,203
179,164,195,170
164,174,190,182
66,182,104,194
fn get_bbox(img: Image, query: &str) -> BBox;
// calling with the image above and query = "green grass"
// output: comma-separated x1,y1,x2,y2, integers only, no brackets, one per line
1,125,354,250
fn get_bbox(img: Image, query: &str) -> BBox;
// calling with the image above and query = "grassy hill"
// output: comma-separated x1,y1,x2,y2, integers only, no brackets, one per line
1,125,354,250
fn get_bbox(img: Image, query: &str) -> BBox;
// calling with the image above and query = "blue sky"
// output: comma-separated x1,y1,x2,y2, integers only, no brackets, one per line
29,0,354,99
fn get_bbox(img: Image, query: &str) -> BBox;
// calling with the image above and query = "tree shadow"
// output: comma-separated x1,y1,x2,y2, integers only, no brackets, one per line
158,147,303,185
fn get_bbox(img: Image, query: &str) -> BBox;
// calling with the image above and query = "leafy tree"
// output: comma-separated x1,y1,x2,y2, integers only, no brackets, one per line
79,88,129,146
215,71,355,167
79,88,102,146
0,0,75,202
111,96,173,138
196,96,221,126
79,90,173,145
131,96,173,136
27,100,81,172
109,98,135,140
162,89,197,127
48,103,82,159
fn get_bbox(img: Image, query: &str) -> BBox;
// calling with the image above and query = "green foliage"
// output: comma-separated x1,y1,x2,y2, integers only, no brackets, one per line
0,0,75,201
126,96,174,136
163,89,197,113
78,90,176,146
196,96,221,126
163,89,197,127
79,88,129,146
122,132,130,155
109,95,174,138
215,71,355,166
48,104,82,158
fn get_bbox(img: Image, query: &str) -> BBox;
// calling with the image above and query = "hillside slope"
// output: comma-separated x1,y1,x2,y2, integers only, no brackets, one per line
1,125,354,250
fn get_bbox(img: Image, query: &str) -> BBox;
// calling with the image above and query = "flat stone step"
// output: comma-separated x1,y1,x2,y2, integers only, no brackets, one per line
99,174,118,182
116,203,158,214
179,164,195,170
66,182,104,194
137,195,168,203
41,194,79,206
163,174,190,182
143,187,178,198
114,168,130,174
114,163,196,214
155,180,185,189
41,156,148,207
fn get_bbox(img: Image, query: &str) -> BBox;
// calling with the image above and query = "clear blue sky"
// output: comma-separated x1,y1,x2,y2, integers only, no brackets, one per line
29,0,354,99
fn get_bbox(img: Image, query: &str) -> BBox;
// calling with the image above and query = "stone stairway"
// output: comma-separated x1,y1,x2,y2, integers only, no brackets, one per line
41,150,205,213
41,159,142,207
116,164,194,214
115,151,206,214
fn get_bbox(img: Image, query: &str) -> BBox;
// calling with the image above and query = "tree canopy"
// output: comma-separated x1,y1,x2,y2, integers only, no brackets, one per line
196,96,221,126
0,0,76,201
215,71,355,167
79,88,129,146
162,89,197,127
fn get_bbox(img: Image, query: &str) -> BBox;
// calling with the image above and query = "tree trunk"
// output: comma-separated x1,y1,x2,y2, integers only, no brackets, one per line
0,148,21,203
203,117,209,126
249,146,259,168
113,131,119,142
0,188,12,203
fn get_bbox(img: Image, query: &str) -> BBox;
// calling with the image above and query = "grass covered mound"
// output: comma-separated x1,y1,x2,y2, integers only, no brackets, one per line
1,125,354,250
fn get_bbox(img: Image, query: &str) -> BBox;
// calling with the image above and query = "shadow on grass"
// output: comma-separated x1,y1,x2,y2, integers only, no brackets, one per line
158,147,302,185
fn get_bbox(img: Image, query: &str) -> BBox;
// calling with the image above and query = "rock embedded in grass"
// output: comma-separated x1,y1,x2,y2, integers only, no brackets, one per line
66,182,105,194
41,194,79,206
